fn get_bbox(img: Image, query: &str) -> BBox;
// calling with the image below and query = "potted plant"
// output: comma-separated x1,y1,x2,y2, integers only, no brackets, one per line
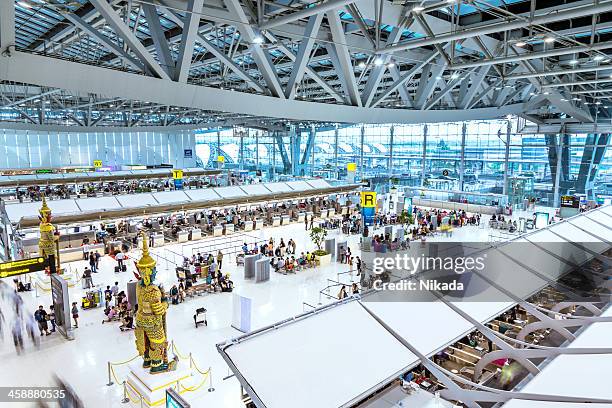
310,226,332,266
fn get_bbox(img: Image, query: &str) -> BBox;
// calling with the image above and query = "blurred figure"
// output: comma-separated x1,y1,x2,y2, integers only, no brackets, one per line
12,318,24,354
34,305,50,336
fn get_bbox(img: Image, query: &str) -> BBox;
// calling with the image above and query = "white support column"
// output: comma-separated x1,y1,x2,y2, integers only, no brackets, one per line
334,125,339,178
388,125,394,180
502,120,511,196
359,125,365,181
421,124,428,186
553,135,563,208
0,0,15,53
459,123,466,191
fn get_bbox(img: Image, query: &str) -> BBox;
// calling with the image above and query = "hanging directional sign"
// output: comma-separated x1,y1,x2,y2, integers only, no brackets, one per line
0,256,49,279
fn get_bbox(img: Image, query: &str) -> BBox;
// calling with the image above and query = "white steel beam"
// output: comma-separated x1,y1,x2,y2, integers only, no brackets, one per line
174,0,205,82
223,0,285,98
89,0,170,80
414,63,445,109
264,32,345,103
284,14,324,99
0,51,524,124
259,0,357,30
327,9,361,106
361,27,403,107
142,4,175,78
161,7,265,93
63,13,144,71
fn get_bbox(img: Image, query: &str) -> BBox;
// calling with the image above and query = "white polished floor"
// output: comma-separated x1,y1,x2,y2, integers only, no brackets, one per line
0,216,514,407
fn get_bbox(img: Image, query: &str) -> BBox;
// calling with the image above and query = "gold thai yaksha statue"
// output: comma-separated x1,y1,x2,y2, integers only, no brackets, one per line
38,195,60,272
135,233,178,374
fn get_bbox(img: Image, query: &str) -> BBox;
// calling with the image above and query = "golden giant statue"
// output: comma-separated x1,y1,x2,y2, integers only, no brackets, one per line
38,195,60,272
135,233,177,374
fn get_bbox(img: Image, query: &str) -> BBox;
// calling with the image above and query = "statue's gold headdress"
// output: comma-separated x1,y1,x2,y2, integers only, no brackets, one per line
137,232,156,270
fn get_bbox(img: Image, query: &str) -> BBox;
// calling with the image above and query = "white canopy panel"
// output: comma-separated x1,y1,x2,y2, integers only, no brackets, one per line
5,199,80,223
239,184,271,196
285,180,313,191
262,182,292,193
214,186,248,199
222,301,417,408
76,196,122,212
219,206,612,408
115,194,158,208
306,179,332,189
184,189,221,202
504,306,612,408
151,191,191,205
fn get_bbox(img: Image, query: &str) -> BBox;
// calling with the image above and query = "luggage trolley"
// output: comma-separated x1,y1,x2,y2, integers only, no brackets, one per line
193,307,208,328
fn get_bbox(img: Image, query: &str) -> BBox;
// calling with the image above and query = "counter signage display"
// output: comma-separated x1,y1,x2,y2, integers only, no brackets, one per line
50,273,71,338
172,169,184,190
534,212,549,229
0,256,49,279
360,191,377,226
404,197,413,215
560,195,580,208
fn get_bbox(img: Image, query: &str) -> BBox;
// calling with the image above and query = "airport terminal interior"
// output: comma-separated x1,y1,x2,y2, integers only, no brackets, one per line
1,0,612,407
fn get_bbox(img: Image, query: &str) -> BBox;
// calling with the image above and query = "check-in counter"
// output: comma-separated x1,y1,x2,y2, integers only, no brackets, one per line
281,214,291,225
60,247,86,263
177,230,189,243
320,208,328,218
341,206,348,215
244,220,253,231
151,233,165,247
297,212,305,223
254,219,264,230
190,228,202,240
213,225,223,236
272,216,281,227
328,208,335,217
224,223,235,235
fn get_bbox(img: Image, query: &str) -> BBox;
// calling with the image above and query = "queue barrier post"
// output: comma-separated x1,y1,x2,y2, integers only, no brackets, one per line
107,361,114,386
207,367,215,392
121,381,129,404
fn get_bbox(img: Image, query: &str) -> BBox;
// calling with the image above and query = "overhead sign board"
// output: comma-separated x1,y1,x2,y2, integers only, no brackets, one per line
347,162,357,172
172,169,183,180
0,256,49,279
93,160,103,168
360,191,377,208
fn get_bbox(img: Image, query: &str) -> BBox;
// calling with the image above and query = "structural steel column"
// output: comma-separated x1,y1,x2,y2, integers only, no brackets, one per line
216,129,221,160
334,125,339,178
311,125,316,176
388,125,394,180
360,125,365,181
553,135,563,208
502,120,511,196
271,131,277,180
459,123,466,191
421,124,428,186
239,131,244,171
0,1,16,52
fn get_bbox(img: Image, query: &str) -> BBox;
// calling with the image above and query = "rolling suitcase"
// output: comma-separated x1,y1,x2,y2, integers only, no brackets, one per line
121,264,127,272
114,266,120,273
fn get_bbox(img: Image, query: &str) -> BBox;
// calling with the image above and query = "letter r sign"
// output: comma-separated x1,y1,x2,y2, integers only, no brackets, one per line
360,192,377,208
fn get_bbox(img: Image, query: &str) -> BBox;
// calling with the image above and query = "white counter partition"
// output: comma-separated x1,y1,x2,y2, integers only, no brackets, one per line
115,193,158,208
264,182,293,193
151,190,191,205
75,196,122,212
221,301,417,408
184,188,221,202
239,184,272,196
285,180,313,191
214,186,248,199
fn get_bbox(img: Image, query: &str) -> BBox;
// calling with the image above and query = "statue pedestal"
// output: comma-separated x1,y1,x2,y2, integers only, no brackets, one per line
125,360,193,407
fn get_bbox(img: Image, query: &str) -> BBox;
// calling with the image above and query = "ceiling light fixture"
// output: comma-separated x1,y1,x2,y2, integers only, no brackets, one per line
544,37,555,43
568,59,579,65
387,62,395,68
374,58,384,66
451,73,459,79
515,41,526,47
413,6,425,12
594,55,605,61
358,61,366,68
252,36,264,45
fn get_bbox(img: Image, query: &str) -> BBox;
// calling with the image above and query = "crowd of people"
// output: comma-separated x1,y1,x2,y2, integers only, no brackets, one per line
0,281,46,355
177,251,235,295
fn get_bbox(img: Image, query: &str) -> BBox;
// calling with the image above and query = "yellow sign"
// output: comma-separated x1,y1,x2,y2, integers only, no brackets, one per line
360,191,377,208
347,162,356,172
217,156,225,163
0,257,48,278
172,169,183,180
93,160,103,168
